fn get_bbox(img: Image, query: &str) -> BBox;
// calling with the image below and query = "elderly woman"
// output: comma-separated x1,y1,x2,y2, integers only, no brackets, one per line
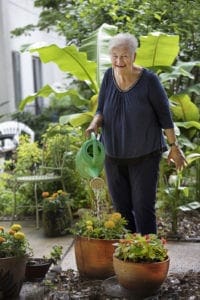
86,33,187,235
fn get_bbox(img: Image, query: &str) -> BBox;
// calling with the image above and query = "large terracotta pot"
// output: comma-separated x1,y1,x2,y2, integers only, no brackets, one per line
0,256,27,298
74,236,118,279
113,256,170,298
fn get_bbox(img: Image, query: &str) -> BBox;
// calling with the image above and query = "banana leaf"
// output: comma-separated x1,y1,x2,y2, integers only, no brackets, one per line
19,85,88,110
135,32,179,67
80,23,117,85
29,44,98,93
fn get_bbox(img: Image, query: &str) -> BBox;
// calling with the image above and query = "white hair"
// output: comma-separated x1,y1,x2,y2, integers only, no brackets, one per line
108,33,138,55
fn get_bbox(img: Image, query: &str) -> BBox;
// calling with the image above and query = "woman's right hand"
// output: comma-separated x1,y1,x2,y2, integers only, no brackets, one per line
85,114,103,137
85,123,98,137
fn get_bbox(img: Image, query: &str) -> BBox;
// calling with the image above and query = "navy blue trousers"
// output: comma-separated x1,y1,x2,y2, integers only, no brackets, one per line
105,153,162,235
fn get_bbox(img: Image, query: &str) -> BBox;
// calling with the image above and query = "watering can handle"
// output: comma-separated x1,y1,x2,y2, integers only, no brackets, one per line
91,132,96,140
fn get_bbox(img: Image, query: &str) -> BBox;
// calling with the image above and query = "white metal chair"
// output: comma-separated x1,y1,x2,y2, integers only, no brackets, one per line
0,121,35,152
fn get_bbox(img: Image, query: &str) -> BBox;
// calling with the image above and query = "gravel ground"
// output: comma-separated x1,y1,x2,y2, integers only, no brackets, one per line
40,268,199,299
41,210,199,299
20,210,200,299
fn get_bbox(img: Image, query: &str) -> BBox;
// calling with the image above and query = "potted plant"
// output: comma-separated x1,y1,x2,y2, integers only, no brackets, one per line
42,190,71,237
0,223,32,298
25,245,63,282
72,211,128,279
113,233,170,298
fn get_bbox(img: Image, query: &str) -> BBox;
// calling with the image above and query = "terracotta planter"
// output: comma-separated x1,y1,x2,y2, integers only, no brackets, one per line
25,258,52,281
113,256,170,298
74,236,118,279
0,256,27,298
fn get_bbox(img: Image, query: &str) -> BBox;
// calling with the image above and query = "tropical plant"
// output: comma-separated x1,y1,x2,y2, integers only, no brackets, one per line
114,233,168,263
0,223,32,258
157,152,200,235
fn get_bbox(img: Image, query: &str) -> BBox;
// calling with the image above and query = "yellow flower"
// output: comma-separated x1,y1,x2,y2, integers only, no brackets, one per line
8,229,15,235
11,224,22,232
104,220,115,229
86,225,93,231
14,231,25,240
110,212,121,222
52,192,58,199
86,220,93,226
42,191,50,198
0,226,4,232
57,189,63,194
0,237,6,243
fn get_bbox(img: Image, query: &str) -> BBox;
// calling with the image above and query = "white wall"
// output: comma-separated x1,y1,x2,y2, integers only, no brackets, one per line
0,0,66,116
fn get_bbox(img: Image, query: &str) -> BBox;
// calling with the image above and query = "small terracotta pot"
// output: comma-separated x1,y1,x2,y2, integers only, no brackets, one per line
74,236,118,279
113,255,170,298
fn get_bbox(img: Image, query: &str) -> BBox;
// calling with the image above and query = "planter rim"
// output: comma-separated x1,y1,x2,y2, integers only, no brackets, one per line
113,255,170,265
75,235,119,241
0,255,28,260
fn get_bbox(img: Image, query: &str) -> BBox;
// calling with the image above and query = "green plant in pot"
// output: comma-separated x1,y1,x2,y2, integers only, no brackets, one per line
42,190,71,237
112,233,169,298
0,223,32,298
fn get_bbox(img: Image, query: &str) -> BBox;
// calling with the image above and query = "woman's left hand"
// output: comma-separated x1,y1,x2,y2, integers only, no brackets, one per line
167,146,188,171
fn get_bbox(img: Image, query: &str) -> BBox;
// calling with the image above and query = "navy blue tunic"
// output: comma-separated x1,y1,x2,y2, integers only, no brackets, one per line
96,67,174,159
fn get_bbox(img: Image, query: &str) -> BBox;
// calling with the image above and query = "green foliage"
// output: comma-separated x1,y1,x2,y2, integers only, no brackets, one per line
0,224,32,258
40,124,90,210
14,136,42,176
114,233,168,263
11,0,200,61
72,212,128,240
42,190,70,213
49,245,63,265
0,173,14,216
42,190,71,237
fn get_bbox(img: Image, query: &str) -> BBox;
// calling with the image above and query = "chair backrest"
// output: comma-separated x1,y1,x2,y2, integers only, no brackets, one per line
0,121,35,143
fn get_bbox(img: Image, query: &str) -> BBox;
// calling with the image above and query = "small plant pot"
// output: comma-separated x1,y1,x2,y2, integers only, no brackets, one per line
25,258,52,282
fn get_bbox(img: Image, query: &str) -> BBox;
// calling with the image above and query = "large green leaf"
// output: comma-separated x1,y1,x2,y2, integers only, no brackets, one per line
80,23,117,85
19,85,88,110
60,112,94,127
29,44,98,93
135,32,179,67
170,94,200,121
175,121,200,130
186,153,200,164
159,61,200,83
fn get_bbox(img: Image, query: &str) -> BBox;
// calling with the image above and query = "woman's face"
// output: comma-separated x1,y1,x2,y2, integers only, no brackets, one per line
110,46,135,73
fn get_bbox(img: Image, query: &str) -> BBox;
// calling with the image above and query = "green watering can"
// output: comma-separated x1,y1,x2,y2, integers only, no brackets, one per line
75,132,105,179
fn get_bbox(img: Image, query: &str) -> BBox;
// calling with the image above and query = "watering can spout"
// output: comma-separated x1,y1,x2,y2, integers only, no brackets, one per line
75,132,105,179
